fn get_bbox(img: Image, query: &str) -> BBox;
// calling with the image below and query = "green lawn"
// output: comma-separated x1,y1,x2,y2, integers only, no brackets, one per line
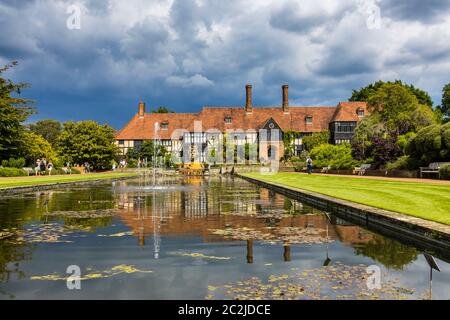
242,172,450,226
0,172,138,189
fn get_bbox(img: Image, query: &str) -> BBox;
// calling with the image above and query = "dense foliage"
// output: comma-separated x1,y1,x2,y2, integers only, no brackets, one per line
351,83,438,169
350,80,433,108
302,131,330,152
0,167,28,177
310,144,359,170
0,62,35,160
1,158,26,169
57,121,119,170
440,164,450,180
406,122,450,165
19,131,56,164
438,83,450,120
28,119,62,147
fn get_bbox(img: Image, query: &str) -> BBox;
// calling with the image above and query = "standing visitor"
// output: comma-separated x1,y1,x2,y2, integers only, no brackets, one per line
306,157,313,175
47,161,53,176
40,159,47,175
35,159,41,176
84,162,90,174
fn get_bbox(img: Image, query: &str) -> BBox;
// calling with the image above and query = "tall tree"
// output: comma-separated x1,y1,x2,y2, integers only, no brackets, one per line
19,132,56,164
151,106,174,113
440,83,450,120
28,119,62,147
57,121,119,170
0,61,35,160
367,83,436,134
350,80,433,108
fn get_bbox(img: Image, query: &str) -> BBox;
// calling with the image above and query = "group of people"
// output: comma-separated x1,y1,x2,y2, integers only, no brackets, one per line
119,160,128,169
34,159,54,176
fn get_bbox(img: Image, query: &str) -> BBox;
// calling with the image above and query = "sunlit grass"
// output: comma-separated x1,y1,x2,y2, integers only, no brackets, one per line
0,172,137,188
242,172,450,226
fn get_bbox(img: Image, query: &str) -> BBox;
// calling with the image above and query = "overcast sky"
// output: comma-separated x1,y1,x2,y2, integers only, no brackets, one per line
1,0,450,128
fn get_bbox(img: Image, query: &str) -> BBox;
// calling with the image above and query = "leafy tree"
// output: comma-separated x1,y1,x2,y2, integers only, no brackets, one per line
18,131,56,164
302,131,330,152
438,83,450,120
367,83,436,134
125,148,140,160
28,119,62,147
407,122,450,164
351,83,437,168
0,61,35,160
151,106,174,114
350,80,433,108
370,133,402,168
310,143,359,170
140,140,167,163
57,121,119,170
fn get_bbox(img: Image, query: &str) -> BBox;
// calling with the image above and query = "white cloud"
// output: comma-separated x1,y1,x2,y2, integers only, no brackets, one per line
167,74,214,88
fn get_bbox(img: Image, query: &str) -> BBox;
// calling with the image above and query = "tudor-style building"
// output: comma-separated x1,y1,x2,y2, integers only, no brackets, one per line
115,85,368,162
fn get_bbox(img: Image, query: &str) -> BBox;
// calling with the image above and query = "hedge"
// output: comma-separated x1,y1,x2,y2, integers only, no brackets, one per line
440,164,450,180
0,168,28,177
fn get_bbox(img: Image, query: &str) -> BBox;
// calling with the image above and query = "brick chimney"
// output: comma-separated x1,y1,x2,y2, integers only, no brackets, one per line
282,85,289,113
138,101,146,117
245,84,253,113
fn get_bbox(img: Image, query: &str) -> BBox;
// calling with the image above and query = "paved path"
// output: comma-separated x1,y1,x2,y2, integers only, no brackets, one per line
295,172,450,185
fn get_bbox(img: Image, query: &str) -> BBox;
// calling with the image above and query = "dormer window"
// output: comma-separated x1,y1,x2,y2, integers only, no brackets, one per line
357,108,365,117
305,116,313,124
161,122,169,130
225,117,232,124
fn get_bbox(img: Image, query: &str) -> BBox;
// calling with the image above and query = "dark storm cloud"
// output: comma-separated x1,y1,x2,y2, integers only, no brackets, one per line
381,0,450,23
0,0,449,128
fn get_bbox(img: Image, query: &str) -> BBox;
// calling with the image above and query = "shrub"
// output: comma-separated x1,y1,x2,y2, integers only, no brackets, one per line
302,131,330,152
386,155,420,171
52,168,81,175
1,160,8,167
0,168,28,177
407,123,450,165
310,144,359,170
290,151,309,171
440,164,450,180
8,157,26,169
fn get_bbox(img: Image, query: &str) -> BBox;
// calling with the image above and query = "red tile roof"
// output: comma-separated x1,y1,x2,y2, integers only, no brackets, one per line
115,102,367,140
332,102,368,122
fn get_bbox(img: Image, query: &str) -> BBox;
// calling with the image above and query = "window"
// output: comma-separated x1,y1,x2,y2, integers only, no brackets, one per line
134,140,143,151
357,109,365,117
305,116,313,124
118,140,125,145
161,122,169,130
225,117,232,124
335,122,357,133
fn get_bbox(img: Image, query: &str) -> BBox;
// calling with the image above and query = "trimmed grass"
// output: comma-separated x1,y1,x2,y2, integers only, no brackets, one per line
242,172,450,226
0,172,138,189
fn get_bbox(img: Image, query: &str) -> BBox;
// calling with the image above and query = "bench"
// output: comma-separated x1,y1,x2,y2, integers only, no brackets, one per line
420,162,450,179
23,167,34,176
321,166,331,173
353,164,371,176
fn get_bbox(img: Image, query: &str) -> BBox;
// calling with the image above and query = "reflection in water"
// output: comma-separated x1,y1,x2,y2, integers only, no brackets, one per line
0,176,448,300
